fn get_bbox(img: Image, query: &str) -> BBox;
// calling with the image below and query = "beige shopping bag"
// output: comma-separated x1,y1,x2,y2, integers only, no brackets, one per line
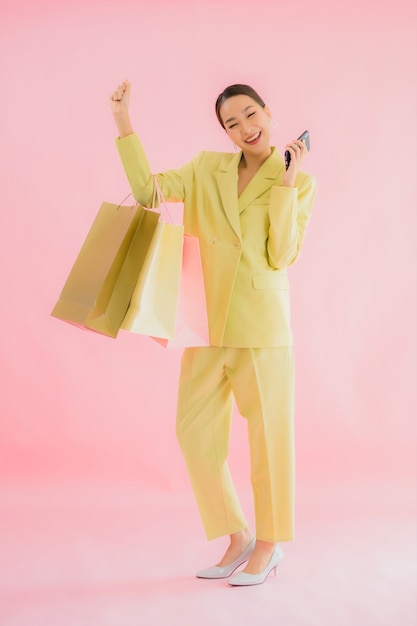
151,234,210,348
121,219,185,338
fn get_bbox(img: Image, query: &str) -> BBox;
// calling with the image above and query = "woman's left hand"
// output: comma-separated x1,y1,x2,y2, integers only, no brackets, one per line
282,139,308,187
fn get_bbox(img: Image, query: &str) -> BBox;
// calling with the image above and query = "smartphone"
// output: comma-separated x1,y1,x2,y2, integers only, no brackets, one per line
285,130,310,170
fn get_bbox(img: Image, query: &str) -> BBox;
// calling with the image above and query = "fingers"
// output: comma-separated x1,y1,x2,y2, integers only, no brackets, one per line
110,83,125,102
285,139,308,163
286,139,307,154
110,79,130,102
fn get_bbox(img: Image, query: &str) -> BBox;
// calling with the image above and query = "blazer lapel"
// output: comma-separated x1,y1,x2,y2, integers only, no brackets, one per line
238,147,285,214
214,148,286,236
215,152,242,240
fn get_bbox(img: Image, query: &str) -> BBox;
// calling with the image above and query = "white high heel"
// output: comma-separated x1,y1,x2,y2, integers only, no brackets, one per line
228,544,284,586
196,538,256,579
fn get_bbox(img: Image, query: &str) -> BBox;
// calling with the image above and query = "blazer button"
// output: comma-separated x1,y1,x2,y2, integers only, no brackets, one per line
235,242,242,248
211,237,218,244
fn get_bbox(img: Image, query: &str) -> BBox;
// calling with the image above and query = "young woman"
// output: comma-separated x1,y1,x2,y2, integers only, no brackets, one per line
110,80,316,586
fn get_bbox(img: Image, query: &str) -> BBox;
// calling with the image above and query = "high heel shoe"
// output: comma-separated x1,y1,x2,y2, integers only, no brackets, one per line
196,538,256,579
228,544,284,586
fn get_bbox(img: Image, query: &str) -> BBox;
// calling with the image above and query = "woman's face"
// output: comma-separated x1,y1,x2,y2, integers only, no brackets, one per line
219,94,272,157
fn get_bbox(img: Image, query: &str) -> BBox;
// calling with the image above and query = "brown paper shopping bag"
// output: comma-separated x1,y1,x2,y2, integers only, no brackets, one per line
51,201,160,337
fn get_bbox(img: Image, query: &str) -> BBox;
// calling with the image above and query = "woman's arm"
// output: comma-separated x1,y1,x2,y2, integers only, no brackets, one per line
267,138,316,269
110,80,188,206
267,173,317,269
110,79,153,203
110,79,134,138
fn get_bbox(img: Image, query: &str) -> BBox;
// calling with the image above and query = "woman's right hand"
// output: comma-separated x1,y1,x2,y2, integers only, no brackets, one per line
110,79,131,116
110,79,133,137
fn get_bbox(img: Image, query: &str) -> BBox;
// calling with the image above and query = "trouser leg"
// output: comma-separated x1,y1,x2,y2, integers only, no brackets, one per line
176,347,248,540
226,347,295,542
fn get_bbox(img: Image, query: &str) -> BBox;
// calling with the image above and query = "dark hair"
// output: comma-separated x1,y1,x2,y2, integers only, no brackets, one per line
215,84,266,128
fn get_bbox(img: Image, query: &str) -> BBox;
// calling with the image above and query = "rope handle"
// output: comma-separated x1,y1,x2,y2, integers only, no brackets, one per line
151,175,174,224
115,176,174,224
115,191,137,211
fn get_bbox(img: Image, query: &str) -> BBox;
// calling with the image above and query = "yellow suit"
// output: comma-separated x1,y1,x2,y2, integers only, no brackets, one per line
116,134,316,347
116,134,316,542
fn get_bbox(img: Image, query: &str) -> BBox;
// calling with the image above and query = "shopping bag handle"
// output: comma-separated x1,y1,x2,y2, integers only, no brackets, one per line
115,177,174,223
151,175,174,224
115,192,138,210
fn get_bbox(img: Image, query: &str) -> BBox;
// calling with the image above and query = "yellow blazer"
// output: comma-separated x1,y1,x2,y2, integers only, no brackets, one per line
116,134,316,347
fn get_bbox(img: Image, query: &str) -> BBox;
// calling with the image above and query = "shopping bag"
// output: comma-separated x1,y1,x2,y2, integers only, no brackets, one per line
121,219,185,338
121,176,210,347
151,234,210,348
51,201,160,337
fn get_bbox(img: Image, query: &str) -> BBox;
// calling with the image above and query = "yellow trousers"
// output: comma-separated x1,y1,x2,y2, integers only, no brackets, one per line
176,346,295,543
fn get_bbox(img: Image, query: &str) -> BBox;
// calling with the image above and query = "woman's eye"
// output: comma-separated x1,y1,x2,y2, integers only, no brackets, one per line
229,123,237,129
248,112,255,118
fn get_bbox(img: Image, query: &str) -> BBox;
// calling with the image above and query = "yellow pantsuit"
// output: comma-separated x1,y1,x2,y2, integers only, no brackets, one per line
176,346,295,542
115,133,316,542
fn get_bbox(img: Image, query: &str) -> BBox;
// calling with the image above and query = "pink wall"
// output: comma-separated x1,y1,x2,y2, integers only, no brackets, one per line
0,0,416,489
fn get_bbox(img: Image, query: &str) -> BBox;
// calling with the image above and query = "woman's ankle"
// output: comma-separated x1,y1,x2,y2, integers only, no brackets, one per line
230,528,253,547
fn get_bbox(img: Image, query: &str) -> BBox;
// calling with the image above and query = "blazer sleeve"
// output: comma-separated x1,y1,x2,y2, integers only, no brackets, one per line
267,172,317,269
115,133,195,206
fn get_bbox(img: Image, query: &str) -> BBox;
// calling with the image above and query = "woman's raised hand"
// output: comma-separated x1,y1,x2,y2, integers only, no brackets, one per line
110,80,133,138
110,80,131,115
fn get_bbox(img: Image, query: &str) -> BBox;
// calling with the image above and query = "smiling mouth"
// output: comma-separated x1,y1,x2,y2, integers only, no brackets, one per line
245,131,261,144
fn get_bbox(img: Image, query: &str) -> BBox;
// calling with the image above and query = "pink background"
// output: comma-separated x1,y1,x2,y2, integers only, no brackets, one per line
0,1,416,624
